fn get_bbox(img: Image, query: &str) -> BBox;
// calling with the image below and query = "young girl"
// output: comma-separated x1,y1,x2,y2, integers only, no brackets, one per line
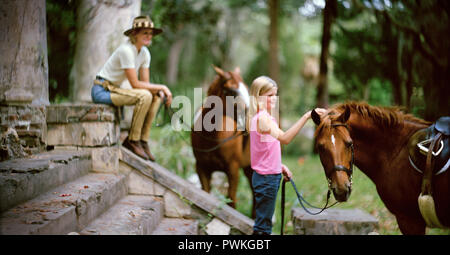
247,76,326,235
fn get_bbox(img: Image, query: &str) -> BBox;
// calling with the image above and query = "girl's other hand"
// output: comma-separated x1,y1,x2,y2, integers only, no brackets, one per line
281,164,292,181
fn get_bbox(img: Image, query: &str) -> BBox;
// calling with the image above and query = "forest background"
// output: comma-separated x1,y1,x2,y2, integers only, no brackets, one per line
45,0,450,234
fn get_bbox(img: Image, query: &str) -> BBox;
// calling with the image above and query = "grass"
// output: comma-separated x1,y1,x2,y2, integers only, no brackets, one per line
148,125,450,235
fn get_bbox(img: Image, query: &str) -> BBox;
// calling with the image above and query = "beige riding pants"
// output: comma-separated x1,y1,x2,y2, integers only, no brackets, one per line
105,84,161,141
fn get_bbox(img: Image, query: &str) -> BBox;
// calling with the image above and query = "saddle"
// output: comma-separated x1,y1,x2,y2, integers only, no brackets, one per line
407,116,450,229
407,116,450,176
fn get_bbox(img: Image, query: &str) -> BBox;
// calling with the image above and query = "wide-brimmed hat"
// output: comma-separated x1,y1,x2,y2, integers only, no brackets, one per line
123,16,163,37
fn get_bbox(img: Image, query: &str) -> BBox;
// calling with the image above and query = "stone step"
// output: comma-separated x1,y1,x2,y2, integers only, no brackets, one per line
152,218,198,235
46,104,118,124
0,150,91,212
80,195,164,235
120,147,254,235
0,173,127,235
47,121,120,147
291,207,379,235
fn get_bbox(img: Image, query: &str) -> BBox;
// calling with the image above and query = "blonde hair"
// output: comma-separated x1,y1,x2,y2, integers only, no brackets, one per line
128,28,142,44
246,76,277,130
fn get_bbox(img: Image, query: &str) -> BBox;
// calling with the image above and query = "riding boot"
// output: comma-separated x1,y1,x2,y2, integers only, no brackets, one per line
123,136,149,160
140,140,155,162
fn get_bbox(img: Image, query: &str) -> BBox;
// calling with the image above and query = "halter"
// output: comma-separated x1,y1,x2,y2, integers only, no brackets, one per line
328,123,354,190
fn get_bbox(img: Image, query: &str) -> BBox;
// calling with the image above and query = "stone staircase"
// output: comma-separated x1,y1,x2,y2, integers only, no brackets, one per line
0,104,253,235
0,150,196,235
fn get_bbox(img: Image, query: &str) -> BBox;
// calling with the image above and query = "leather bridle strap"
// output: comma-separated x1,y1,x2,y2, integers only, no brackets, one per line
329,123,354,182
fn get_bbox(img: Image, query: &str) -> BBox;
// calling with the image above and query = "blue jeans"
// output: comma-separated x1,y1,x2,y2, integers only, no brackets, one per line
91,83,113,105
252,171,282,235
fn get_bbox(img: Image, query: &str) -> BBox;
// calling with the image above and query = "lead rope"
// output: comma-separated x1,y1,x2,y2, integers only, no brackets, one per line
154,96,248,152
280,178,338,235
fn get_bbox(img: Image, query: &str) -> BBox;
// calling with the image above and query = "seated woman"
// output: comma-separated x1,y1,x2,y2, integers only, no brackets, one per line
91,15,172,161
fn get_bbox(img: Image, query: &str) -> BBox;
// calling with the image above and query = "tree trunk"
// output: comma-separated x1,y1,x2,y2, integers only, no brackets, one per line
268,0,281,128
0,0,49,106
70,0,141,102
316,0,337,108
424,66,450,121
268,0,280,85
166,25,186,85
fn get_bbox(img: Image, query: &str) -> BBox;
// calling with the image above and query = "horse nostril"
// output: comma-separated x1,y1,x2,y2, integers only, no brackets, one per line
346,181,351,190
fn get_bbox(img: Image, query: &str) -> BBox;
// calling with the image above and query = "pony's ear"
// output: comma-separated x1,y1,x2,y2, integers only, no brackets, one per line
311,109,321,126
213,65,226,77
338,106,351,123
213,65,231,80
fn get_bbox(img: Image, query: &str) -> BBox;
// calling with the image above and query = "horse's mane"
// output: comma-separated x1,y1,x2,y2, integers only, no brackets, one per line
332,101,431,128
207,75,225,97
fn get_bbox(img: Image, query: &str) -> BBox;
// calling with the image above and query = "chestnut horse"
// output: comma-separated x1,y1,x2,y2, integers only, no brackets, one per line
311,102,449,234
191,66,255,217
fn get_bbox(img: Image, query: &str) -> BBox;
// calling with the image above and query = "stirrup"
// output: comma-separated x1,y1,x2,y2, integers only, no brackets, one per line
417,139,444,156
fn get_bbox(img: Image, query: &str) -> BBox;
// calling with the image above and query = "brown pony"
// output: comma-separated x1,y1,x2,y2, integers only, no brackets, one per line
311,102,449,234
191,66,255,218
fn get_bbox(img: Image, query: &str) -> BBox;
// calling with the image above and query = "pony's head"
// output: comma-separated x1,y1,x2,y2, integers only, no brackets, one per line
312,106,353,202
208,66,250,108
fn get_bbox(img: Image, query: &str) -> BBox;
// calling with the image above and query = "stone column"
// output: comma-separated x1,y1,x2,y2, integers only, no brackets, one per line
0,0,49,159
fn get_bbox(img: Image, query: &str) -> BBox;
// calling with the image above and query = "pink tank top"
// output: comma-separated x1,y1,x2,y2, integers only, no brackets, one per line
250,111,282,175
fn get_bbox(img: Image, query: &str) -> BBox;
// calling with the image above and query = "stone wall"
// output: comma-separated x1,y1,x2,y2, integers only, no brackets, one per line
44,103,253,235
0,105,47,160
119,147,254,235
46,104,120,173
0,0,49,160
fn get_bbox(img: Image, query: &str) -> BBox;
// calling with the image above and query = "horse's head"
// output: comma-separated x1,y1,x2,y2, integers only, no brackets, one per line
209,66,250,109
312,106,353,202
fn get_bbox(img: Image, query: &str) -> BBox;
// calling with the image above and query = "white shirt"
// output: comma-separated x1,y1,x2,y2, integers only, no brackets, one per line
98,40,151,85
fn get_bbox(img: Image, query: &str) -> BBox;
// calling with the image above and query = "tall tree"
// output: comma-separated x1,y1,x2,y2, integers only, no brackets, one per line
268,0,280,85
316,0,337,108
70,0,141,102
381,0,450,121
333,0,450,120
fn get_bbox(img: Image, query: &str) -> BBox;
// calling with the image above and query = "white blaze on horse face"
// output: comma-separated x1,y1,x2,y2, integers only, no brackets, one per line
331,134,336,148
237,82,250,107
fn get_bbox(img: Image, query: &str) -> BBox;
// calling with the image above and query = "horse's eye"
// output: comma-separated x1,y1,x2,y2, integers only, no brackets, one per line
317,143,325,150
345,141,353,147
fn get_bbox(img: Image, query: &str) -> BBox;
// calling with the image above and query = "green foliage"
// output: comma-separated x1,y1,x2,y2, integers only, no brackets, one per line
367,78,392,106
46,0,77,103
332,0,450,119
150,125,195,179
332,10,394,103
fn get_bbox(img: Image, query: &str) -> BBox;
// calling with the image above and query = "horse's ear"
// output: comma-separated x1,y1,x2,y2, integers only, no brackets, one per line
311,109,321,126
338,106,351,123
213,65,226,77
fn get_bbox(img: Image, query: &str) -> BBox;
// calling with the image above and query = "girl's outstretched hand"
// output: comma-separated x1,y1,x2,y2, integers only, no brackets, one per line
314,108,327,116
